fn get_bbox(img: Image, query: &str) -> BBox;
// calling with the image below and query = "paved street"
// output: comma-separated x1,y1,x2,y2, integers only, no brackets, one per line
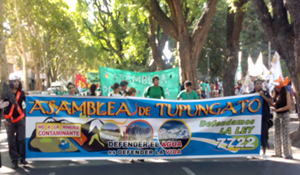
1,120,300,175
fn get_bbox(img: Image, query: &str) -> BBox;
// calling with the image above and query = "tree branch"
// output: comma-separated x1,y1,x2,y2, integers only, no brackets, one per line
144,0,179,40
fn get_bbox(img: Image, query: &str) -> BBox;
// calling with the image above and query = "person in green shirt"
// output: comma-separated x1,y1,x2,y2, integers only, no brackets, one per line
143,76,165,99
200,80,207,98
206,80,211,98
177,81,198,100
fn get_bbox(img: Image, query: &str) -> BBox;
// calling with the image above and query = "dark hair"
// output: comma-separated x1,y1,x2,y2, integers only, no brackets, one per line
111,83,120,90
90,84,96,95
67,82,75,89
254,79,263,85
152,76,159,82
9,80,22,91
120,80,129,87
184,81,192,87
275,86,287,107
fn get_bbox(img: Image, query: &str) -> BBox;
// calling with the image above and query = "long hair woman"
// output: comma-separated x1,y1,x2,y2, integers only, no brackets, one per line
4,74,27,168
272,77,293,159
123,87,136,97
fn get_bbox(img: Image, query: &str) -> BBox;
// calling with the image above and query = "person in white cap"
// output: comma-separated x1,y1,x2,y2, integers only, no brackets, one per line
3,73,27,168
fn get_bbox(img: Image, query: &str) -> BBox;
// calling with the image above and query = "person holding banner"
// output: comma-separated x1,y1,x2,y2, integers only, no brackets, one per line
3,74,27,168
272,77,293,159
177,81,198,100
143,76,165,99
89,84,97,96
119,80,129,96
250,78,273,160
124,87,136,97
67,82,78,96
108,83,122,97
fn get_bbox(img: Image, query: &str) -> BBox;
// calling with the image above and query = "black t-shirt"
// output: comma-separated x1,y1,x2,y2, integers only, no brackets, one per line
250,90,271,121
4,91,25,119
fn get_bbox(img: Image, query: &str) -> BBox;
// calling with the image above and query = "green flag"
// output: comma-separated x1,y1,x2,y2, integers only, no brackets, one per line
99,67,180,99
87,72,100,85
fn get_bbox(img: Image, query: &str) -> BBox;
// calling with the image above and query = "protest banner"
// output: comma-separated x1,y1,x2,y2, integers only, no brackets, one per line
87,72,100,88
99,67,180,99
75,74,87,90
25,94,262,160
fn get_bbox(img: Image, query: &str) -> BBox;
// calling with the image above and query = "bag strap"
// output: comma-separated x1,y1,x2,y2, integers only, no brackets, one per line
186,91,191,99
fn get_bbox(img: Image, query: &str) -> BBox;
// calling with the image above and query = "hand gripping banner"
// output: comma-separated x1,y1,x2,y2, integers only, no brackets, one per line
25,94,262,160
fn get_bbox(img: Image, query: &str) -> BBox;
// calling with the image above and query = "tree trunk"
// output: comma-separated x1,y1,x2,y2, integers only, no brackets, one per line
34,61,41,91
14,0,28,90
223,1,247,96
144,0,219,89
0,0,8,95
149,15,169,70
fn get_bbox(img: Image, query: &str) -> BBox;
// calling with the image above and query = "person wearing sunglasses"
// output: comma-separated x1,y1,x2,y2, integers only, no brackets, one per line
66,82,78,96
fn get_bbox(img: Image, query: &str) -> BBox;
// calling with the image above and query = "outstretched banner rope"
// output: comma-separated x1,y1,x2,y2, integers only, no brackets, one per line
25,94,262,160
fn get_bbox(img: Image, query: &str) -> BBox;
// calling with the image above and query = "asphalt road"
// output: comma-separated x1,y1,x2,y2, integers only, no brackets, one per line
2,158,300,175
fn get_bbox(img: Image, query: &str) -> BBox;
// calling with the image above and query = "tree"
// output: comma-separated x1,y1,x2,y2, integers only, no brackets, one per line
222,0,247,96
141,0,219,88
0,0,8,95
251,0,300,147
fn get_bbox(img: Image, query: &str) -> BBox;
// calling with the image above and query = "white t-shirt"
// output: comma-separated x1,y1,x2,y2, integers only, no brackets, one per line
249,82,254,92
235,88,244,95
108,92,122,97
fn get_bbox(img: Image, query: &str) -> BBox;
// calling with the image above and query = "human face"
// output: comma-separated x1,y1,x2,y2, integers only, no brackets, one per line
12,80,19,89
153,79,159,86
68,85,75,94
121,85,128,91
275,87,281,92
185,85,191,91
254,81,262,91
130,92,136,97
114,87,120,93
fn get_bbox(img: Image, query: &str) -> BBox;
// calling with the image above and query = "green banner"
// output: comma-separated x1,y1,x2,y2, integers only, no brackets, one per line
99,67,180,99
87,72,100,85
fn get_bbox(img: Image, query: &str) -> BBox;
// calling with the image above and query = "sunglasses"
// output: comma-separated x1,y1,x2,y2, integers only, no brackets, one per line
68,86,75,90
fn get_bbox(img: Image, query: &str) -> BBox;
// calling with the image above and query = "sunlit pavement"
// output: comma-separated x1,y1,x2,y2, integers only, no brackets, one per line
1,121,300,175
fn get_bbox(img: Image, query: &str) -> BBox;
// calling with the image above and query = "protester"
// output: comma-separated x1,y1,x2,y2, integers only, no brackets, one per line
200,80,206,98
66,82,78,96
123,87,144,163
177,81,198,100
90,84,97,96
143,76,165,99
205,80,211,98
214,81,219,97
108,83,122,97
249,76,255,92
196,89,204,99
210,82,215,98
124,87,136,97
119,80,129,96
250,78,273,160
3,74,27,168
272,77,293,159
235,83,243,95
218,80,223,96
285,78,294,113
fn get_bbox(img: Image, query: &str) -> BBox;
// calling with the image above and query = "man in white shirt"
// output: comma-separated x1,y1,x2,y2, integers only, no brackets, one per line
235,83,244,95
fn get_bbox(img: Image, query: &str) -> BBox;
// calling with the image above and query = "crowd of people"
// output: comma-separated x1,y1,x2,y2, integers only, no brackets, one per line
0,73,296,168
